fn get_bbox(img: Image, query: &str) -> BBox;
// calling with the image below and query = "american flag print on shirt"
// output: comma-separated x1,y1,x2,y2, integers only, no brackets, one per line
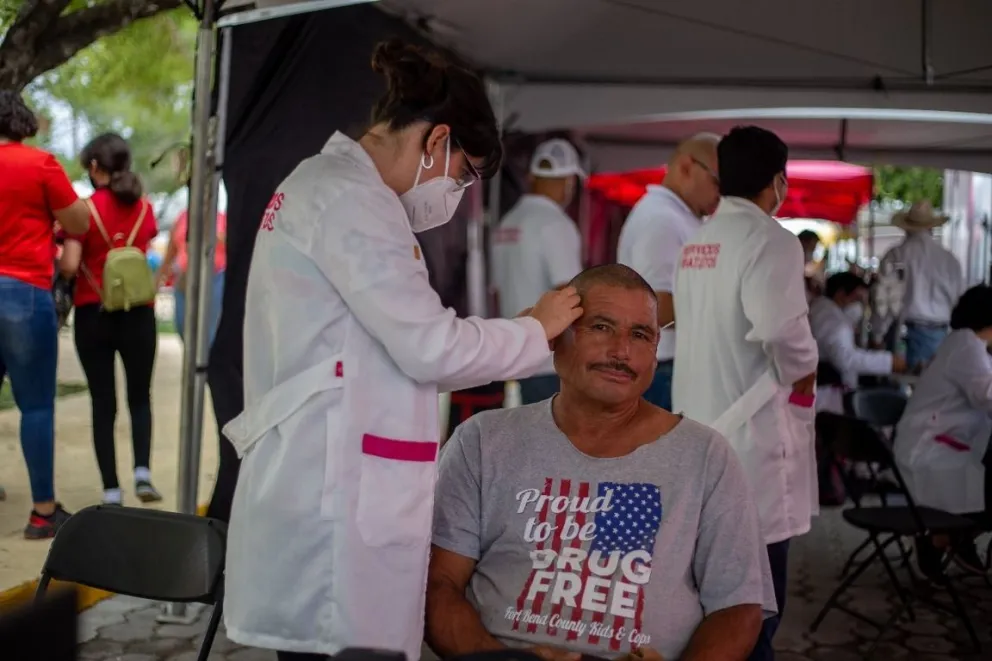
508,479,662,652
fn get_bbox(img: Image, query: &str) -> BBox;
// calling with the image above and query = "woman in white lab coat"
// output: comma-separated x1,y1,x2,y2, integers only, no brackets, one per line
221,39,582,661
894,285,992,576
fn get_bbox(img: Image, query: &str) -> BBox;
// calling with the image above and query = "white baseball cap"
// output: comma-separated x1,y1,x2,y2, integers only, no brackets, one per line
529,139,586,179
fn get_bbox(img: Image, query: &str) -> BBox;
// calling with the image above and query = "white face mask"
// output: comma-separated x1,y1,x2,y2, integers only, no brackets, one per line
843,301,865,325
399,137,464,233
770,174,786,217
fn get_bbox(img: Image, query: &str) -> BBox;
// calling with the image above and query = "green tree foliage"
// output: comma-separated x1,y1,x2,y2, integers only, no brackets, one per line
873,165,944,208
33,9,197,194
0,0,183,91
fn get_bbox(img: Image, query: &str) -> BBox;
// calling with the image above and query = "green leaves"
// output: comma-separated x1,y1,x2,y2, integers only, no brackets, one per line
28,7,196,194
874,166,944,208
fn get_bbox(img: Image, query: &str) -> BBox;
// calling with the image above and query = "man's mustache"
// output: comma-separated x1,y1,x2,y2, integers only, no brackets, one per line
589,361,636,377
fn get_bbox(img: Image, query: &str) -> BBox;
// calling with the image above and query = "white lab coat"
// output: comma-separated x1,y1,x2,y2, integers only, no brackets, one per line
221,132,552,658
894,329,992,514
672,197,820,545
809,296,893,414
871,231,964,342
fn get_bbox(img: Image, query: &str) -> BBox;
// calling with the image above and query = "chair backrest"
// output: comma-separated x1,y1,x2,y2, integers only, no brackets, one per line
0,586,77,660
849,388,908,428
39,505,226,603
816,412,895,467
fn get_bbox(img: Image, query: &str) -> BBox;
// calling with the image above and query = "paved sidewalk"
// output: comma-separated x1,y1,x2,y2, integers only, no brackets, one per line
77,507,992,660
0,330,219,593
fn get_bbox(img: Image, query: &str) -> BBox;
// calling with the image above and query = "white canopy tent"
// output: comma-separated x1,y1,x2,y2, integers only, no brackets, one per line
215,0,992,173
171,0,992,562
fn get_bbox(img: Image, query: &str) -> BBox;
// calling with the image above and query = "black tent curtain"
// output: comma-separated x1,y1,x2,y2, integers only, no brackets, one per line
205,4,472,519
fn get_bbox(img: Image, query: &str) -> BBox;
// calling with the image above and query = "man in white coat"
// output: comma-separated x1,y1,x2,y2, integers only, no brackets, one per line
491,138,585,404
672,126,819,661
617,133,720,411
810,272,906,414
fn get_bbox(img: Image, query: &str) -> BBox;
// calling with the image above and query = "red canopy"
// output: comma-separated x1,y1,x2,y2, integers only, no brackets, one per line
586,160,874,225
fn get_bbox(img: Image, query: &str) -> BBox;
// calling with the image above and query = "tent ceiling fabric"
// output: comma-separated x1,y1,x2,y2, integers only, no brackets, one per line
218,0,992,171
580,111,992,173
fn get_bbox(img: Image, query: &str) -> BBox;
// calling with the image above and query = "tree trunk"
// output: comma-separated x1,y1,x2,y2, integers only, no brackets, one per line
0,0,184,92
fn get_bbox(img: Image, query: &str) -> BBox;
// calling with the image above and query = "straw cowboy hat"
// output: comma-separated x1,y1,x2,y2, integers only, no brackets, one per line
892,200,948,232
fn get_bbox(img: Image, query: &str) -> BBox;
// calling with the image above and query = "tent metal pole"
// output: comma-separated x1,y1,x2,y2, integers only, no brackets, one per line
160,0,220,624
176,0,217,521
466,80,504,318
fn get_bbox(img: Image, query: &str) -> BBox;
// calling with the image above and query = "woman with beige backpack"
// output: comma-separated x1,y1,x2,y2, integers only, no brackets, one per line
59,133,162,506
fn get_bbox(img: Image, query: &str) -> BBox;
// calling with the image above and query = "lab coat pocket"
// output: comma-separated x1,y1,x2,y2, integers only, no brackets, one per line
355,433,439,548
783,389,816,458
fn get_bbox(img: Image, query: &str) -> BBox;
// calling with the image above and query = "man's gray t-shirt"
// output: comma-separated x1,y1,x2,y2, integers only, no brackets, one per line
433,401,776,660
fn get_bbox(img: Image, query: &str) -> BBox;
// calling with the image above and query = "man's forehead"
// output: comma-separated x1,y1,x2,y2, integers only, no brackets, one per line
580,285,657,322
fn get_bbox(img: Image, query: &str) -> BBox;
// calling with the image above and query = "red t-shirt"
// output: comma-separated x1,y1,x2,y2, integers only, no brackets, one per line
67,188,159,307
172,210,228,274
0,142,79,289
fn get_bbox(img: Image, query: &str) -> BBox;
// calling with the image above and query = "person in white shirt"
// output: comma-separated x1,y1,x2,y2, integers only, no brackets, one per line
894,285,992,577
672,126,819,661
871,201,965,370
810,272,906,414
617,133,720,411
491,139,585,404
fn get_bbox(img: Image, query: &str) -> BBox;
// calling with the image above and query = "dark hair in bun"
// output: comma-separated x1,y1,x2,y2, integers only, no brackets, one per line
80,132,143,205
370,38,501,179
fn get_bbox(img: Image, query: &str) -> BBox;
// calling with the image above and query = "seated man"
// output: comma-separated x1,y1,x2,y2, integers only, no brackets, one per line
426,265,776,661
809,272,906,414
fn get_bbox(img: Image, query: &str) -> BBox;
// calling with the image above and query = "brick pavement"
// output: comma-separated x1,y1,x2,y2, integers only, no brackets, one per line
77,508,992,660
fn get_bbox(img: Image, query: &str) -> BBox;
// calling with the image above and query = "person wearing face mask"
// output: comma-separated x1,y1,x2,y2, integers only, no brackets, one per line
490,138,586,404
893,285,992,578
221,39,583,661
809,272,907,414
617,133,721,411
672,126,819,661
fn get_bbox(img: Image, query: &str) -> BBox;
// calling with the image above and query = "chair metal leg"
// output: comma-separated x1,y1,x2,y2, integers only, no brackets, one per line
873,536,916,622
33,575,52,604
196,602,224,661
811,535,895,632
940,575,982,653
839,538,872,578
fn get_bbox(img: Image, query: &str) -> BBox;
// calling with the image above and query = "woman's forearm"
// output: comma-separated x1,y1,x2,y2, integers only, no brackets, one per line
59,239,83,278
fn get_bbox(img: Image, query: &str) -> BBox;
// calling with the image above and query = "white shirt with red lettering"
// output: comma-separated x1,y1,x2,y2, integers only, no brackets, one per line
672,197,819,544
617,186,703,361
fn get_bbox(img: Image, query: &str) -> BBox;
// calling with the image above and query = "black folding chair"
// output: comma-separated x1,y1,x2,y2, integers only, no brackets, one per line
829,389,910,576
35,505,227,661
809,414,982,655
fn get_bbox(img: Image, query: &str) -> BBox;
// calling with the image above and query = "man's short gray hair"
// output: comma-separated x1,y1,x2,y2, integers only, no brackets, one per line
568,264,656,300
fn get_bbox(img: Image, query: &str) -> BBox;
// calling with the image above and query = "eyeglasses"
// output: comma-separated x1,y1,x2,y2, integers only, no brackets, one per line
452,137,481,191
691,157,719,186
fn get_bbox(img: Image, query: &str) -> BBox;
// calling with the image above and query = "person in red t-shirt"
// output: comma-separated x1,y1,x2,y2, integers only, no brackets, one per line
58,133,162,506
157,208,227,346
0,90,90,539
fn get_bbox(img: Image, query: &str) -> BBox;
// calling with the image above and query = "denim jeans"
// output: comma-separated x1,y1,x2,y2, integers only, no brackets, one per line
748,539,791,661
0,276,58,503
905,323,948,371
643,360,674,411
174,270,225,348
